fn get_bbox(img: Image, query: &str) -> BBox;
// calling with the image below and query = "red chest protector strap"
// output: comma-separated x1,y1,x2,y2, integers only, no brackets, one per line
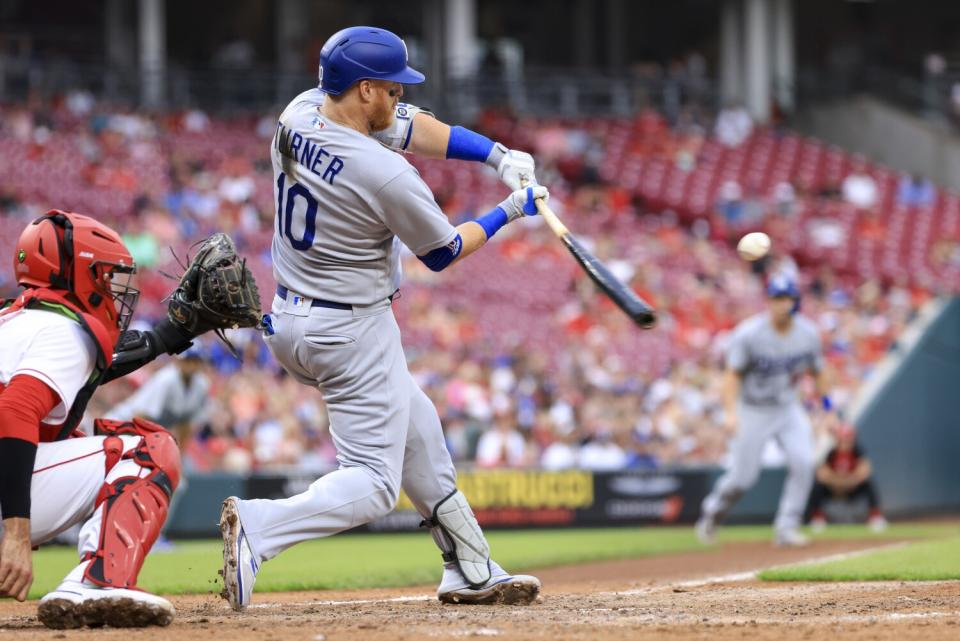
2,289,115,441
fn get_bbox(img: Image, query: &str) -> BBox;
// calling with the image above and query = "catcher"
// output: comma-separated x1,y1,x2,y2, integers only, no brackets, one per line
0,210,259,628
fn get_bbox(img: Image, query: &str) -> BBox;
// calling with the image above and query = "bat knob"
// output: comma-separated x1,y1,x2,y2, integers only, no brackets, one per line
638,312,657,329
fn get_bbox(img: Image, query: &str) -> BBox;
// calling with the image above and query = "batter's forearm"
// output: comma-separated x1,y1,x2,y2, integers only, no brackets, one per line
450,221,490,266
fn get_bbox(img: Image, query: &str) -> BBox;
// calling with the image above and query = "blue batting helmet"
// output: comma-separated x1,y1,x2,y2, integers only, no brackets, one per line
318,26,425,95
767,273,801,313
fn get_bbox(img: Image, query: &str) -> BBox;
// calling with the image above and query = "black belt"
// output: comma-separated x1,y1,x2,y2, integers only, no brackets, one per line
276,285,352,310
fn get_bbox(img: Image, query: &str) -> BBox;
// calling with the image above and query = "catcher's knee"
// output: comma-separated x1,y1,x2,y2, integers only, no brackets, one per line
95,417,182,491
421,490,491,588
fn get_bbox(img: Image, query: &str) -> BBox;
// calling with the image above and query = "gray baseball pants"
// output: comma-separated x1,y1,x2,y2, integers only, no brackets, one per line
701,401,815,533
235,293,458,561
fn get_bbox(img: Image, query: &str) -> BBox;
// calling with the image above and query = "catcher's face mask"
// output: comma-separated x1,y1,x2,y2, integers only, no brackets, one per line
91,261,140,334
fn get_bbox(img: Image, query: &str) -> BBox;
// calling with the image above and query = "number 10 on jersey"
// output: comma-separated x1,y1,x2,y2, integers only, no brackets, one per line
276,172,318,251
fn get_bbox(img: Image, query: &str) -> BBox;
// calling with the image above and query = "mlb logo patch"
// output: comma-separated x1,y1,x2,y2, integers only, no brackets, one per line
292,295,304,307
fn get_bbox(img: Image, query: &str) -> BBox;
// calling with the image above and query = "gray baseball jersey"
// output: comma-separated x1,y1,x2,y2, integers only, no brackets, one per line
726,312,824,406
270,88,457,305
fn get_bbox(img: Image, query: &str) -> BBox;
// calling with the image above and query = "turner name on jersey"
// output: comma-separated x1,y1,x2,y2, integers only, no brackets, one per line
275,120,345,186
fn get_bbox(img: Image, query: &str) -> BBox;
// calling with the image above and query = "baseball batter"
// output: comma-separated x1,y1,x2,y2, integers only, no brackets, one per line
219,26,544,609
696,274,831,547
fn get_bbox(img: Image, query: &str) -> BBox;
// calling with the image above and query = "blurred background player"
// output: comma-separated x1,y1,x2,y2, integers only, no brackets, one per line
107,344,210,453
808,422,887,532
105,344,211,548
696,272,833,547
219,26,545,611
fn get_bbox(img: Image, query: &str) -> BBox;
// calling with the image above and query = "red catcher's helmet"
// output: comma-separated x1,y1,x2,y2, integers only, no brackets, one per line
13,210,139,340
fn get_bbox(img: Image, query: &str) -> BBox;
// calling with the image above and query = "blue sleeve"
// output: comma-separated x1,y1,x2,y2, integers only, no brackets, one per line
446,126,495,162
474,207,509,240
417,234,463,272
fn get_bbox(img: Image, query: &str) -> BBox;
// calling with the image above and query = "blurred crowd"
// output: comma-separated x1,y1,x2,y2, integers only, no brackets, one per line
0,92,936,474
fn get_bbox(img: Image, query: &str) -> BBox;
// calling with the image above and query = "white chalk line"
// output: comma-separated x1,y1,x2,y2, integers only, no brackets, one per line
250,594,431,609
617,540,912,595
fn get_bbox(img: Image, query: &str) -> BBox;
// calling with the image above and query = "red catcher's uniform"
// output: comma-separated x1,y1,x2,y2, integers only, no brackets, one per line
2,209,183,629
0,303,180,602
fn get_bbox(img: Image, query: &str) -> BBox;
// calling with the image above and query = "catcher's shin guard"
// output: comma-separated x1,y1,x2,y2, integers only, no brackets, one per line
84,419,181,588
421,490,491,588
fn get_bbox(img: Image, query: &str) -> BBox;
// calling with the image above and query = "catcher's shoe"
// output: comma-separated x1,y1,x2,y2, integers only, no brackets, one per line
37,580,174,629
809,513,828,534
438,560,540,605
695,515,717,545
774,528,810,548
868,513,888,533
220,496,260,612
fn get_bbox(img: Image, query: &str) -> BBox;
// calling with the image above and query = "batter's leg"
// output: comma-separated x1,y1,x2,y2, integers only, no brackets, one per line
772,403,815,535
701,405,774,523
398,376,540,604
399,380,458,515
235,307,410,562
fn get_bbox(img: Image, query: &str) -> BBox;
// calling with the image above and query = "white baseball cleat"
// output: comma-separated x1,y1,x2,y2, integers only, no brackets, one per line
695,515,717,545
774,528,810,548
437,561,540,605
37,580,174,629
219,496,261,612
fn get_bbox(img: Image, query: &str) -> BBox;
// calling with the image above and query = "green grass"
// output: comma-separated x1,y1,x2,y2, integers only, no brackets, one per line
760,535,960,582
29,522,959,599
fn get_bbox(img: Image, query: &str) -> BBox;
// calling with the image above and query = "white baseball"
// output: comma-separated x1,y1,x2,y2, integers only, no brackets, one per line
737,232,771,261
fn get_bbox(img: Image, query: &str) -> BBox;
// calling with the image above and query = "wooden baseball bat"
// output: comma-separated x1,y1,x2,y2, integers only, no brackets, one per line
527,186,657,329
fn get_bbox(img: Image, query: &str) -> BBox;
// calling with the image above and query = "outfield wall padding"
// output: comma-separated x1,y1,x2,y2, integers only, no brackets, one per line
855,297,960,516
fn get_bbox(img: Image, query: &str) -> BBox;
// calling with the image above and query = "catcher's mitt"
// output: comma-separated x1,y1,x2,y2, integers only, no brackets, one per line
167,233,261,357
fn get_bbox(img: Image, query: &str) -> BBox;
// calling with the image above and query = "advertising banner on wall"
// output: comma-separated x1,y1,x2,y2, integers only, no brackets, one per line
245,469,715,531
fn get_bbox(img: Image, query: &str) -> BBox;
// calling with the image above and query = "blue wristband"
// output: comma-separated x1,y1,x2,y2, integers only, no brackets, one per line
475,207,509,240
446,126,495,162
821,395,833,411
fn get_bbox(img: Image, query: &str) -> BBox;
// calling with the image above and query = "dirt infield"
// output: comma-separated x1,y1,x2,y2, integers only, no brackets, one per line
2,540,958,640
